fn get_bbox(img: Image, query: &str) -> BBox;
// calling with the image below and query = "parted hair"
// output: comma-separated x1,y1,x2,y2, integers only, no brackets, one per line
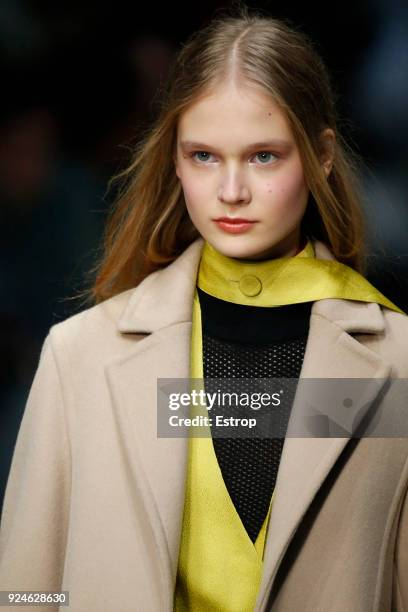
83,5,367,305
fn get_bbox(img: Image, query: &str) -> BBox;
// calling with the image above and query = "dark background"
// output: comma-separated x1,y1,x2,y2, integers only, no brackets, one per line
1,0,407,510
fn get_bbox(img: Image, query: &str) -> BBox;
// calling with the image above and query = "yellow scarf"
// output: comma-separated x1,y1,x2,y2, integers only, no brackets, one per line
197,238,404,312
174,238,403,612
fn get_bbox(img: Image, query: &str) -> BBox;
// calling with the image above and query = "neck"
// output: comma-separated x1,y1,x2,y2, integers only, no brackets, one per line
212,234,310,266
225,235,308,264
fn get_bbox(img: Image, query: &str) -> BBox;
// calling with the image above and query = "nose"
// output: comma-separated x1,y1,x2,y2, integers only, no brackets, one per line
217,167,251,205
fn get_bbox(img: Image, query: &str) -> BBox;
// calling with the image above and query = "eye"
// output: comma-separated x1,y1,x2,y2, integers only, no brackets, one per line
252,151,279,165
191,151,216,163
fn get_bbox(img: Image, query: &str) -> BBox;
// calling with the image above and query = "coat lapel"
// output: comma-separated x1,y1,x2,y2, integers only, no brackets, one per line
105,323,191,609
254,297,392,611
105,239,205,609
105,237,393,612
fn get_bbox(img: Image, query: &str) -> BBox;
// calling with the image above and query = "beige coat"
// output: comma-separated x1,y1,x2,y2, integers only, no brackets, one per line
0,237,408,612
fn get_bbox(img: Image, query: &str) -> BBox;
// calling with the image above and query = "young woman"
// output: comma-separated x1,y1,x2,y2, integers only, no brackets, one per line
1,8,407,612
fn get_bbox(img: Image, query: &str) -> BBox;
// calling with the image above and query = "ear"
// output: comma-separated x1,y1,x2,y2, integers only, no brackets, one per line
319,128,335,178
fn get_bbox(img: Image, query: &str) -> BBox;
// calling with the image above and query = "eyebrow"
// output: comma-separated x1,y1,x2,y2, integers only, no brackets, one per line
179,139,292,152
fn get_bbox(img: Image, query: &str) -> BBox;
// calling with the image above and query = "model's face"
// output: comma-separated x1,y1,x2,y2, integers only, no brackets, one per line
175,82,310,260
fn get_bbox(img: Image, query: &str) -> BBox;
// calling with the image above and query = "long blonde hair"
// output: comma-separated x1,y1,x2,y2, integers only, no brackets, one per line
83,6,367,305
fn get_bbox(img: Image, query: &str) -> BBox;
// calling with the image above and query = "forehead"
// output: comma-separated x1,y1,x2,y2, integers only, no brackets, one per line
177,82,294,146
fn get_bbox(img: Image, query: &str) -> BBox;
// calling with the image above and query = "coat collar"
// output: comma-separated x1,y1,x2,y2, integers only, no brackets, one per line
118,236,386,336
108,236,392,611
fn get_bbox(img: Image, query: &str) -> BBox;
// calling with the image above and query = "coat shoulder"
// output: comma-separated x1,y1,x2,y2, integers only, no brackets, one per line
55,287,134,332
382,307,408,349
46,287,142,364
364,307,408,378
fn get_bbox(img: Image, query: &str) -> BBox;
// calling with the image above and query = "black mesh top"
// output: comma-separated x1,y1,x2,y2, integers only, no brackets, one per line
197,286,313,543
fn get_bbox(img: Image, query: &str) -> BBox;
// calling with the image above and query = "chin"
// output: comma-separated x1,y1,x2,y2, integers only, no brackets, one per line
208,235,274,260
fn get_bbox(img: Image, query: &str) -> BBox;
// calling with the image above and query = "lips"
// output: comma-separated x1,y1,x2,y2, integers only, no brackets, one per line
214,217,257,223
213,217,258,234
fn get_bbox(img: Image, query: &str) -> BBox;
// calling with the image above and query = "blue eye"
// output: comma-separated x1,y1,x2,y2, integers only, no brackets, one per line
254,152,277,164
192,151,213,162
191,150,278,164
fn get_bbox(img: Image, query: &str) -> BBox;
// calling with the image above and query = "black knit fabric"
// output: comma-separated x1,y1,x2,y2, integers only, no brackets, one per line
197,286,312,543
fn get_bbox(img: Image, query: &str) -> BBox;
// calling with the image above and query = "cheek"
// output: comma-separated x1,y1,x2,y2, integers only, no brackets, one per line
178,171,212,212
264,164,307,207
180,181,202,213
